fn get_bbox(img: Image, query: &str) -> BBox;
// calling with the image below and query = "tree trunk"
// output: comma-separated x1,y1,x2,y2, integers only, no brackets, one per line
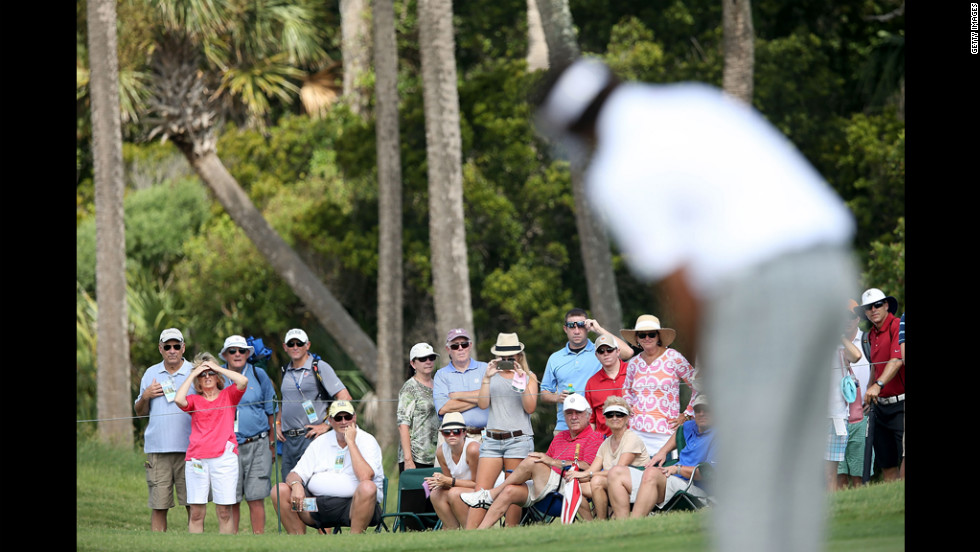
722,0,755,104
533,0,579,69
341,0,372,117
88,0,133,448
371,0,403,451
526,0,549,71
418,0,475,344
187,152,380,384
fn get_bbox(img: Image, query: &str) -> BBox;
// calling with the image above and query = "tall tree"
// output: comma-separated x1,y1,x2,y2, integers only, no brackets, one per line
417,0,475,342
526,0,549,71
723,0,755,104
372,0,403,450
87,0,133,447
341,0,372,117
537,0,623,329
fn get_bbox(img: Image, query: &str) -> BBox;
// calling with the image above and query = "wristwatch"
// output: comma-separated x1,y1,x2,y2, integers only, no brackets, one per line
875,379,885,388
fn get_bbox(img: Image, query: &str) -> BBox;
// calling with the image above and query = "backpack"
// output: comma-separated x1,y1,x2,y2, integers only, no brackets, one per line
281,353,337,406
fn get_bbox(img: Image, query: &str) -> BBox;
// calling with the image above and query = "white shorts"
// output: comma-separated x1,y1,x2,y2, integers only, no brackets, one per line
627,467,643,503
521,469,560,508
185,441,239,505
656,475,707,509
636,431,672,459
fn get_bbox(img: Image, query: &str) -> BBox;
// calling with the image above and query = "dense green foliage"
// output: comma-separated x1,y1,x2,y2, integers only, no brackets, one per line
76,0,904,447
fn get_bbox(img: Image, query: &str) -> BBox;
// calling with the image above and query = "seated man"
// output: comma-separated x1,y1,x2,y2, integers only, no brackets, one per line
607,394,716,518
460,393,604,528
270,400,384,534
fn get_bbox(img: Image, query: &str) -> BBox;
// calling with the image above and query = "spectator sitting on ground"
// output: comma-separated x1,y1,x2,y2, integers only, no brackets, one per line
459,393,604,528
565,395,649,520
608,394,716,519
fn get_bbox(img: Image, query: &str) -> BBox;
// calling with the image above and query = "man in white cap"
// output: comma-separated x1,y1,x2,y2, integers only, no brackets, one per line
460,393,604,528
854,288,905,482
271,400,385,534
218,335,278,533
541,308,633,435
274,328,353,483
536,59,857,552
433,328,489,440
134,328,195,531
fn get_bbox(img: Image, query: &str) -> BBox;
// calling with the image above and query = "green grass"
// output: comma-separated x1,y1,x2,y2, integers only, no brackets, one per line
77,437,904,551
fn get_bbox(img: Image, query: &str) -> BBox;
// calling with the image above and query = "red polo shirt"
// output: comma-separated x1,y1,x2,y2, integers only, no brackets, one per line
868,312,905,397
584,360,628,436
545,425,604,474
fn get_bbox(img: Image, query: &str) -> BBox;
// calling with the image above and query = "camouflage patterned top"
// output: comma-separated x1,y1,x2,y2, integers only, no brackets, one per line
396,376,438,464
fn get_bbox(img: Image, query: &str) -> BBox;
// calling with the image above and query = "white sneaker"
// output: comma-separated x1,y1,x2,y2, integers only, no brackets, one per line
460,488,493,509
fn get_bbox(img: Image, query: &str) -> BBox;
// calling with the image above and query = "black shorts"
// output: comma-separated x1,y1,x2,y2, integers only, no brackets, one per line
872,400,905,469
307,496,383,529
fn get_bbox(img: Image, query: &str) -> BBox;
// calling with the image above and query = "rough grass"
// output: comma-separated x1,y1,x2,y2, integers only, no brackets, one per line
77,437,904,551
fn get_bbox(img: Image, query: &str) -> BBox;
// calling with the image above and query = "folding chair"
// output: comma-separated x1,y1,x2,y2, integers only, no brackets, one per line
313,476,390,534
378,467,443,532
660,463,713,512
519,465,590,525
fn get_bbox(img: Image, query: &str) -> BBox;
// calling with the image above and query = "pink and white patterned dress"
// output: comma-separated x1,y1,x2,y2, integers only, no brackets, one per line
624,348,698,438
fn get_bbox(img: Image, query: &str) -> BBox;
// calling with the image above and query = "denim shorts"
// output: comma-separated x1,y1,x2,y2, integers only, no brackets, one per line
479,433,534,458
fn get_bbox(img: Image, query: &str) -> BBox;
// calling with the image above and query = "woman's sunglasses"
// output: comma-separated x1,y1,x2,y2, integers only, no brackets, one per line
604,411,628,418
440,428,464,436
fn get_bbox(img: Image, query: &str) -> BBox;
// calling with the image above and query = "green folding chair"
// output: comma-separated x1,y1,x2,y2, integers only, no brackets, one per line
379,467,443,532
314,476,390,534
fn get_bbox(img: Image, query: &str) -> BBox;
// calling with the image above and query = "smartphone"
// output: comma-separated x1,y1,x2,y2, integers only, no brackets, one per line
497,360,514,371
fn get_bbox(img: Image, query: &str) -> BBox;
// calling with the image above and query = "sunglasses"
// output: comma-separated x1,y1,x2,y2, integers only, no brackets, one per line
864,300,887,311
694,406,710,415
636,331,659,340
162,343,182,351
596,347,617,355
440,428,464,436
332,413,354,422
564,321,587,329
285,340,306,348
198,370,218,378
449,341,471,350
225,348,249,356
415,355,438,363
604,411,628,418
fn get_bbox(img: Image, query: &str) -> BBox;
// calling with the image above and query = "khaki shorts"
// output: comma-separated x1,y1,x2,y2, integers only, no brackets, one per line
146,452,188,509
522,469,560,508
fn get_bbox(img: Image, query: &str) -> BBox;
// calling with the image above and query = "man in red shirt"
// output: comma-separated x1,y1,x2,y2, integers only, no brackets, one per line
854,288,905,482
585,334,629,436
460,394,604,527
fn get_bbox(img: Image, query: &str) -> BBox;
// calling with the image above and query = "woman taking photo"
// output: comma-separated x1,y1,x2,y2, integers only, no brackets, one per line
565,395,649,519
621,315,699,459
426,412,482,529
175,352,248,534
464,332,538,529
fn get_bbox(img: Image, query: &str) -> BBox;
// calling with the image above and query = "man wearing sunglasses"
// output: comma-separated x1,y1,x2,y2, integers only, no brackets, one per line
275,328,354,483
853,288,905,482
542,308,633,434
134,328,195,532
584,334,630,436
271,401,385,534
433,328,489,440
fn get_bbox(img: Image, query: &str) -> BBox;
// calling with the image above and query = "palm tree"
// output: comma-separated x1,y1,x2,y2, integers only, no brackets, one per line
87,0,133,447
723,0,755,104
417,0,475,343
340,0,372,117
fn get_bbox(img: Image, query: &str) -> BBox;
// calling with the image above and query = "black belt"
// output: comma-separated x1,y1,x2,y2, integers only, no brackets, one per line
466,426,484,435
284,428,310,437
485,429,523,440
242,431,270,444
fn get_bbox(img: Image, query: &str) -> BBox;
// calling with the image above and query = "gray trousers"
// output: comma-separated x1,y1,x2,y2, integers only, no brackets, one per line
700,245,857,552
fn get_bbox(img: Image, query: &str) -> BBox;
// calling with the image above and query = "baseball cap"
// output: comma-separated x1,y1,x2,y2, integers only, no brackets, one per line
284,328,309,344
159,328,184,343
691,395,709,408
562,393,590,412
409,342,439,361
445,328,472,345
594,334,619,350
327,400,356,418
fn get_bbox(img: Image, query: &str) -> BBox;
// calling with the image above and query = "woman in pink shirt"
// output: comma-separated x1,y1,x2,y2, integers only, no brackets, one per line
175,353,248,533
620,315,699,460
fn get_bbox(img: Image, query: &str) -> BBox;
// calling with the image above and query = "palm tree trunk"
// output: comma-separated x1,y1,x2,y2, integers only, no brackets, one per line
372,0,403,450
534,0,579,68
341,0,372,117
418,0,475,344
723,0,755,104
526,0,549,71
188,152,380,384
88,0,133,448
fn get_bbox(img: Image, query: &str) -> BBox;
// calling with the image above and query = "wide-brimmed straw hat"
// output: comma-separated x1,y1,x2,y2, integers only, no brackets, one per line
620,314,676,347
490,332,525,356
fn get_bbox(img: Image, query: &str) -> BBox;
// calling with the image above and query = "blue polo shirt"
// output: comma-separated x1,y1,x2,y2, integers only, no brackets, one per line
136,360,195,453
223,363,278,443
677,419,717,491
542,340,602,431
433,359,489,428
